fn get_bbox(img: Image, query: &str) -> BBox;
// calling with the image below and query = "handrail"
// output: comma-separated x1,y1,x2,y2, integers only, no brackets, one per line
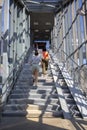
51,40,87,59
51,40,87,73
50,43,87,95
1,50,28,106
2,51,26,87
61,50,86,82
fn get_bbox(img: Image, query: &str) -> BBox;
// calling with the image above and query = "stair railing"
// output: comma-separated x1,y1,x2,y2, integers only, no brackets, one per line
50,43,87,97
0,49,29,108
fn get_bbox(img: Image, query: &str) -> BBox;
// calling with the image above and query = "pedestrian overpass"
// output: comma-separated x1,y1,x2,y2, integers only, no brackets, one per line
0,0,87,129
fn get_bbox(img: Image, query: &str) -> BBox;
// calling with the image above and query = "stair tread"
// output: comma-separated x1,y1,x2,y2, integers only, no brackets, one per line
10,93,58,99
3,104,61,111
3,109,62,113
2,109,63,117
9,97,58,100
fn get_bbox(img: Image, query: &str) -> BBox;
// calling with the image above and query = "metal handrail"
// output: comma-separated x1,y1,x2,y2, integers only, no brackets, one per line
61,50,86,81
2,51,26,87
51,40,87,73
1,50,28,106
50,44,87,95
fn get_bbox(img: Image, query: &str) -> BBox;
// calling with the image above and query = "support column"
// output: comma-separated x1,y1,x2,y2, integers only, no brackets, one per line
83,0,87,62
1,0,9,102
72,1,78,68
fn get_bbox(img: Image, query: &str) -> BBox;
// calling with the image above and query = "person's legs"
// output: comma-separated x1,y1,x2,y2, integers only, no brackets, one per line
42,60,46,74
34,70,39,85
32,70,35,82
45,60,48,71
32,64,39,86
32,65,35,81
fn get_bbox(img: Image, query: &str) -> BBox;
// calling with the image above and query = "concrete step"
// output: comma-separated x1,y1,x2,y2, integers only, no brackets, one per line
61,85,69,89
10,93,58,99
12,88,56,94
2,109,63,118
63,93,72,98
17,78,32,81
8,98,59,105
62,89,70,93
14,85,55,89
66,98,75,104
3,104,61,112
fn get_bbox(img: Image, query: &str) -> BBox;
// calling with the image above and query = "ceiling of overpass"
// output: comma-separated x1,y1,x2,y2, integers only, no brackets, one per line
21,0,69,41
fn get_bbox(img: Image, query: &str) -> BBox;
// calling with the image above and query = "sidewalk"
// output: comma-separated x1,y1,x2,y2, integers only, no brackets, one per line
0,116,87,130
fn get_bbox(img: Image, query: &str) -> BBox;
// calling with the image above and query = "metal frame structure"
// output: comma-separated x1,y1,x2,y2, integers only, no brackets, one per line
0,0,87,108
0,0,31,103
51,0,87,94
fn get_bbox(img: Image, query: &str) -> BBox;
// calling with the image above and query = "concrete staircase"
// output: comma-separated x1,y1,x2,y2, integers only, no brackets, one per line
2,52,87,119
2,63,63,118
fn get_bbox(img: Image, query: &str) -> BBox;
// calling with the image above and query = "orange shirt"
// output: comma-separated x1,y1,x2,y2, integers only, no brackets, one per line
42,51,49,59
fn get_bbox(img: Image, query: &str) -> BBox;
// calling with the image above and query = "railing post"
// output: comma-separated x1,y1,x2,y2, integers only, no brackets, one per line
0,0,3,121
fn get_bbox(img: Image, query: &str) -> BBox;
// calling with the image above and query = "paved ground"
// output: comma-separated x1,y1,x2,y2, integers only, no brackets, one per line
0,116,87,130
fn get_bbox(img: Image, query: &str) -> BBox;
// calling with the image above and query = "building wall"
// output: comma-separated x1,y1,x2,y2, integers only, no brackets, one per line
0,0,31,103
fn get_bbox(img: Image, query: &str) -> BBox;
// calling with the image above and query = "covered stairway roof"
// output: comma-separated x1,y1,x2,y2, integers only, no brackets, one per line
17,0,70,41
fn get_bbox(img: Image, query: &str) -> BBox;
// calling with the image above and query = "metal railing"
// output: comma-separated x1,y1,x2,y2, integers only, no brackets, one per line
50,43,87,97
0,49,29,107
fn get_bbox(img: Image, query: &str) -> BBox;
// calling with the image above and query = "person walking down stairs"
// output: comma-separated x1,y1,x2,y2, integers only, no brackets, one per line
29,50,42,86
